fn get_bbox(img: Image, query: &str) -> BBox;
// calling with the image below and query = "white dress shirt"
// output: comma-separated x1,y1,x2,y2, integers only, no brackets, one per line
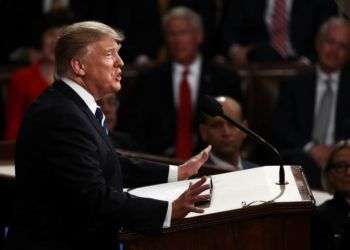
209,152,243,171
303,67,340,151
172,56,202,107
61,77,177,228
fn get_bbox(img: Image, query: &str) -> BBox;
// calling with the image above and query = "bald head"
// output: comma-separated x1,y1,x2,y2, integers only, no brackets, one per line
215,96,243,122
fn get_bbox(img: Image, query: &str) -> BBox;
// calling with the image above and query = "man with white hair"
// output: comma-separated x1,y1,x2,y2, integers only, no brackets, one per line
273,17,350,189
6,21,212,250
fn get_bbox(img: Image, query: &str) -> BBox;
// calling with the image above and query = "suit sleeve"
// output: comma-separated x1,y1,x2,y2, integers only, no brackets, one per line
38,108,168,231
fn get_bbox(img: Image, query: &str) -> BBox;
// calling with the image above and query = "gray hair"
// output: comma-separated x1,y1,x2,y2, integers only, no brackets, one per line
317,17,350,41
55,21,124,77
162,6,203,32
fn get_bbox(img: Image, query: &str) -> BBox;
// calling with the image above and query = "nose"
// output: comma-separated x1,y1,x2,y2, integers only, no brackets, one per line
115,54,124,68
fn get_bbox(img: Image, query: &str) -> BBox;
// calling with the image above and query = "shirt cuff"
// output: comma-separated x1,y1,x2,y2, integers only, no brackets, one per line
168,165,178,182
303,141,315,152
162,201,172,228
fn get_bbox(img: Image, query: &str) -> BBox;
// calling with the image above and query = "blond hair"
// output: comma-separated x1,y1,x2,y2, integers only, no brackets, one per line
55,21,124,77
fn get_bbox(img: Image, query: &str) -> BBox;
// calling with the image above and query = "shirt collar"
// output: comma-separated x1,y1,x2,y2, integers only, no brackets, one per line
209,152,242,171
316,65,340,84
61,77,99,115
173,55,201,76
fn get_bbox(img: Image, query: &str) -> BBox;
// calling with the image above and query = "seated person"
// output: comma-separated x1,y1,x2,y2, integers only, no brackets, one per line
311,139,350,250
97,93,139,151
199,96,257,171
4,19,66,140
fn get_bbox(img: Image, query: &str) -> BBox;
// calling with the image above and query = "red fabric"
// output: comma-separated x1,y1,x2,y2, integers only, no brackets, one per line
4,63,49,140
271,0,288,58
176,68,193,160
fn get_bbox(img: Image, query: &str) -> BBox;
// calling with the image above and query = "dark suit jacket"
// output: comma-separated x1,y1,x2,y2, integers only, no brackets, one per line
272,68,350,151
222,0,338,60
6,81,170,250
311,193,350,250
123,60,242,156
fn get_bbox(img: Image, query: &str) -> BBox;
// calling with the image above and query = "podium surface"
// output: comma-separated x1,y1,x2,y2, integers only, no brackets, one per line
121,165,315,250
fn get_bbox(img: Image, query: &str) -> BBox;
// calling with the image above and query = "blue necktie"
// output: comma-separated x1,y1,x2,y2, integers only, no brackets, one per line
95,107,108,135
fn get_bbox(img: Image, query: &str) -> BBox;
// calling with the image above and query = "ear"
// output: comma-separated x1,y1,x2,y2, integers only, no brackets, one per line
70,58,86,76
199,124,208,141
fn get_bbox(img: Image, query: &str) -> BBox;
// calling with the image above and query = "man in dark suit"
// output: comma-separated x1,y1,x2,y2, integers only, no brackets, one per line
199,96,257,171
124,7,241,159
272,17,350,189
6,21,212,250
222,0,338,66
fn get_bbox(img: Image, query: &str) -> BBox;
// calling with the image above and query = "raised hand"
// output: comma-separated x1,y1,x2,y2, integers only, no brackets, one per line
178,145,211,180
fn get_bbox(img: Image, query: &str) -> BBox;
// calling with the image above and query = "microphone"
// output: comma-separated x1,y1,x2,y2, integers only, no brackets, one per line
199,95,288,185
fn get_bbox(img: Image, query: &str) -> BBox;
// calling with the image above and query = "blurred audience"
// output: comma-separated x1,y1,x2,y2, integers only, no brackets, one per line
169,0,231,59
222,0,338,66
97,93,139,151
311,139,350,250
199,96,257,171
4,23,64,140
272,17,350,189
122,6,241,159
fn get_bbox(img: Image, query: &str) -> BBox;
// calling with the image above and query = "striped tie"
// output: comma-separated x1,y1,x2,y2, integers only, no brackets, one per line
271,0,289,58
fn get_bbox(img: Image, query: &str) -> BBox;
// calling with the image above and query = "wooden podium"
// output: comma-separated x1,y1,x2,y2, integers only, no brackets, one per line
120,165,315,250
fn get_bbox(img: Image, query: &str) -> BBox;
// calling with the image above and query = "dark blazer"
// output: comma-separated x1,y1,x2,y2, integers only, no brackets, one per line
311,193,350,250
222,0,338,59
6,81,170,250
272,68,350,151
123,59,242,156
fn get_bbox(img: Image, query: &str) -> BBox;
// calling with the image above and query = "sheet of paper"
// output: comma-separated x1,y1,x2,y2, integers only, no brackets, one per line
129,166,304,218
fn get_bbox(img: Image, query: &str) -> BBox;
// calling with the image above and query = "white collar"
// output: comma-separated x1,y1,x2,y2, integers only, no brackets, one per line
209,152,242,171
316,65,340,84
173,55,201,75
61,77,99,115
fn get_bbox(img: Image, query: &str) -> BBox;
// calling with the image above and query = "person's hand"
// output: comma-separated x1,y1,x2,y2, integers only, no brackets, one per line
309,144,333,168
171,177,210,220
178,145,211,180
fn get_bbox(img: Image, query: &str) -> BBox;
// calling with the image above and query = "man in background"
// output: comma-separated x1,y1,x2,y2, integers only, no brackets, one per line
200,96,257,171
272,17,350,189
122,6,241,160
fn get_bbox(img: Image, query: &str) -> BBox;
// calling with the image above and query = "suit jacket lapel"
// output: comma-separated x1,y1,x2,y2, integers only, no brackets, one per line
302,70,317,137
52,81,115,151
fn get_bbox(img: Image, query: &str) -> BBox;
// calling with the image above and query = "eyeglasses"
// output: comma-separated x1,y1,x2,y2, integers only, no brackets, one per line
328,161,350,174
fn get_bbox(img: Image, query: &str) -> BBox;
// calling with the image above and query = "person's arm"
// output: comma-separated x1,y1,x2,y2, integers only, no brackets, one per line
38,108,168,231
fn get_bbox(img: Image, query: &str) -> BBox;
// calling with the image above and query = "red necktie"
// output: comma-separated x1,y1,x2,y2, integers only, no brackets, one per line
271,0,288,58
176,68,193,160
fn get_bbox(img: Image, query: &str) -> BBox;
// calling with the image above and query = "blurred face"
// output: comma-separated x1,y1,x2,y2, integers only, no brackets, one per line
164,17,203,64
81,36,124,99
328,147,350,195
316,24,350,73
200,102,246,162
42,27,62,63
97,94,118,130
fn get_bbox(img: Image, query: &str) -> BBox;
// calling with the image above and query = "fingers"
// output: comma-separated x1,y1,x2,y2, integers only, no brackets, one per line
186,205,205,214
193,194,211,203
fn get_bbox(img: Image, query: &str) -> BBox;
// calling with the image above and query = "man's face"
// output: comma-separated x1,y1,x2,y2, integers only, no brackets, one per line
81,36,124,98
200,108,246,160
317,24,350,72
165,18,203,64
329,147,350,195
